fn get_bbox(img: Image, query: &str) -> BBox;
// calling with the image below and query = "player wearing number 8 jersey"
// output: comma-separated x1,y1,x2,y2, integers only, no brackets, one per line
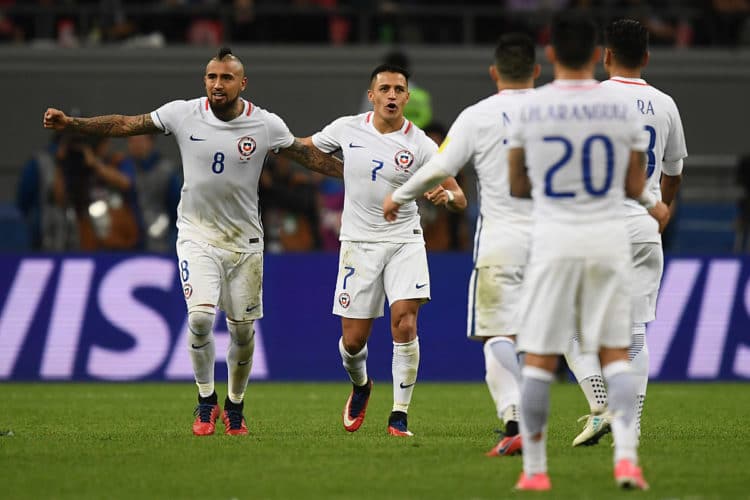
507,12,669,491
43,47,343,436
564,18,688,447
301,63,466,437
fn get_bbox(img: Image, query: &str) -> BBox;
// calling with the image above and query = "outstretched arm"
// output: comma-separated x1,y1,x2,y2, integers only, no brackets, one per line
279,137,343,178
43,108,160,137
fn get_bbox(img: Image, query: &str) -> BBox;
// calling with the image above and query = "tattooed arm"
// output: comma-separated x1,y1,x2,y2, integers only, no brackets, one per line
279,137,343,179
43,108,159,137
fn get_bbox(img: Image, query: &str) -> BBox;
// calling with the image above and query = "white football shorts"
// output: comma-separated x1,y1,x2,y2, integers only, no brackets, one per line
333,241,430,319
630,242,664,324
466,265,525,340
176,238,263,321
517,257,632,355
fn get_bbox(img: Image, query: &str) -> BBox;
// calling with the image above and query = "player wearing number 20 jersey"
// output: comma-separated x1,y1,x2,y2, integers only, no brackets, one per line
508,79,648,354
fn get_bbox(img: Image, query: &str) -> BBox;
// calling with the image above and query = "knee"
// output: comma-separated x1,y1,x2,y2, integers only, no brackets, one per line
227,319,255,346
391,312,417,339
188,310,215,337
341,336,366,354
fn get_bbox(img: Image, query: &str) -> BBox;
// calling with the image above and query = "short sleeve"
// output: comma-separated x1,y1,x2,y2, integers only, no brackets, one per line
150,100,189,136
263,110,295,151
434,109,476,177
312,117,348,154
663,99,688,175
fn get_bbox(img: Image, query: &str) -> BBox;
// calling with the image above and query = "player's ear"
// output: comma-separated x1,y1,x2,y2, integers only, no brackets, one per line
241,76,247,91
641,51,650,69
603,47,612,67
591,46,602,66
532,63,541,80
544,45,556,64
489,65,499,83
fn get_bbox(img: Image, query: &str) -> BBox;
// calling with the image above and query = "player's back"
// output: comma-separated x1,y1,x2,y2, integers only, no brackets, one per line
450,91,533,266
464,91,533,224
602,77,687,239
511,80,646,259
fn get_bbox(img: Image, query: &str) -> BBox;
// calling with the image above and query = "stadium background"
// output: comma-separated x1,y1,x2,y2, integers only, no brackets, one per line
0,2,749,383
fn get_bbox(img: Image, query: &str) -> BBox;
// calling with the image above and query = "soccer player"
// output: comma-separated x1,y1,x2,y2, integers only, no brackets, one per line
43,47,343,436
382,33,540,456
564,18,687,447
302,63,466,437
506,13,669,491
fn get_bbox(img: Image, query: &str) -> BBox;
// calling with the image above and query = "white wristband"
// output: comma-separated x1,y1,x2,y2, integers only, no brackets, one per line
637,190,657,209
445,190,455,203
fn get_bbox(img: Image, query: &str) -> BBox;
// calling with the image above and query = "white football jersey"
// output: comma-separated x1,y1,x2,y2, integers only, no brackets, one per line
151,98,294,252
312,112,437,243
602,77,688,243
508,80,648,259
434,89,533,266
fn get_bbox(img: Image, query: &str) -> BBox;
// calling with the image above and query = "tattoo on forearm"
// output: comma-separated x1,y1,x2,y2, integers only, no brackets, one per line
283,139,344,178
70,114,157,137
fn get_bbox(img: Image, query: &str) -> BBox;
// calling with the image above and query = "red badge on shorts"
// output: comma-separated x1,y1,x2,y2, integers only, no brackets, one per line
338,292,351,308
183,284,193,299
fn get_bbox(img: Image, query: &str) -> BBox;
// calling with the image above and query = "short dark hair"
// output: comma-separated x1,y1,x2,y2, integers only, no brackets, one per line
551,11,599,70
494,32,536,81
605,19,648,69
370,63,410,85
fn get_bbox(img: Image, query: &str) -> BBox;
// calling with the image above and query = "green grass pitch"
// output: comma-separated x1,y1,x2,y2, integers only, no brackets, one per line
1,382,747,499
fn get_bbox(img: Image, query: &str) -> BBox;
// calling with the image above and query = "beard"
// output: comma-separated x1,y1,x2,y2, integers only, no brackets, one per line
208,94,240,116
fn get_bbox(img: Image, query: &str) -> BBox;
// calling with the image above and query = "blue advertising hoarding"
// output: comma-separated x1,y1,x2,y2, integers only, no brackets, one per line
1,253,748,381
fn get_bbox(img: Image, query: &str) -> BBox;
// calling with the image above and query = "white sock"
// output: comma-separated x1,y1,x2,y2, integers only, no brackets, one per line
339,337,368,386
520,366,554,476
565,334,607,413
629,323,649,434
483,337,521,424
392,337,420,413
226,319,255,404
603,360,639,465
187,310,216,398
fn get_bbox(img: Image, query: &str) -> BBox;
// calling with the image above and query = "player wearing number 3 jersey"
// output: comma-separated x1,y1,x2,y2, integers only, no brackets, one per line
564,18,688,448
43,47,343,436
300,64,466,437
507,12,669,492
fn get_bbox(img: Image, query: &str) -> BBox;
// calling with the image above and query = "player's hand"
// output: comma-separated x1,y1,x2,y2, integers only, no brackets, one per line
383,194,402,222
648,201,670,233
43,108,70,131
424,186,451,206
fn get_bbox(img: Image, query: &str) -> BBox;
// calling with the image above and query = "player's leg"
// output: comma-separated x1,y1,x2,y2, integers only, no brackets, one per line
467,265,524,456
630,242,663,436
586,257,648,490
388,298,421,437
220,250,263,435
177,239,221,436
565,334,611,446
384,242,430,437
333,242,384,432
514,258,579,491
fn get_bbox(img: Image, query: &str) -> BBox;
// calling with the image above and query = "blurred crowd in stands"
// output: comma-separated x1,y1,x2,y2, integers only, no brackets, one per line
0,1,748,48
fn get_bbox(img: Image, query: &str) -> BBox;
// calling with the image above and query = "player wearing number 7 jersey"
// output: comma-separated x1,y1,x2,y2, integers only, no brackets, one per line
564,18,688,448
43,47,343,437
299,63,466,437
507,12,669,491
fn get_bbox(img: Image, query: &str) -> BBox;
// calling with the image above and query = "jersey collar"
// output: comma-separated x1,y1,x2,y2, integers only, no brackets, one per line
609,77,649,86
552,79,599,90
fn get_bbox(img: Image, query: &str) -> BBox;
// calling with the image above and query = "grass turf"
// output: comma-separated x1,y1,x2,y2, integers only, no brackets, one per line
0,382,747,499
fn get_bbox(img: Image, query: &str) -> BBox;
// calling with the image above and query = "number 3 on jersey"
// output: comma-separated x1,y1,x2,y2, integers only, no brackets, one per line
544,134,614,198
